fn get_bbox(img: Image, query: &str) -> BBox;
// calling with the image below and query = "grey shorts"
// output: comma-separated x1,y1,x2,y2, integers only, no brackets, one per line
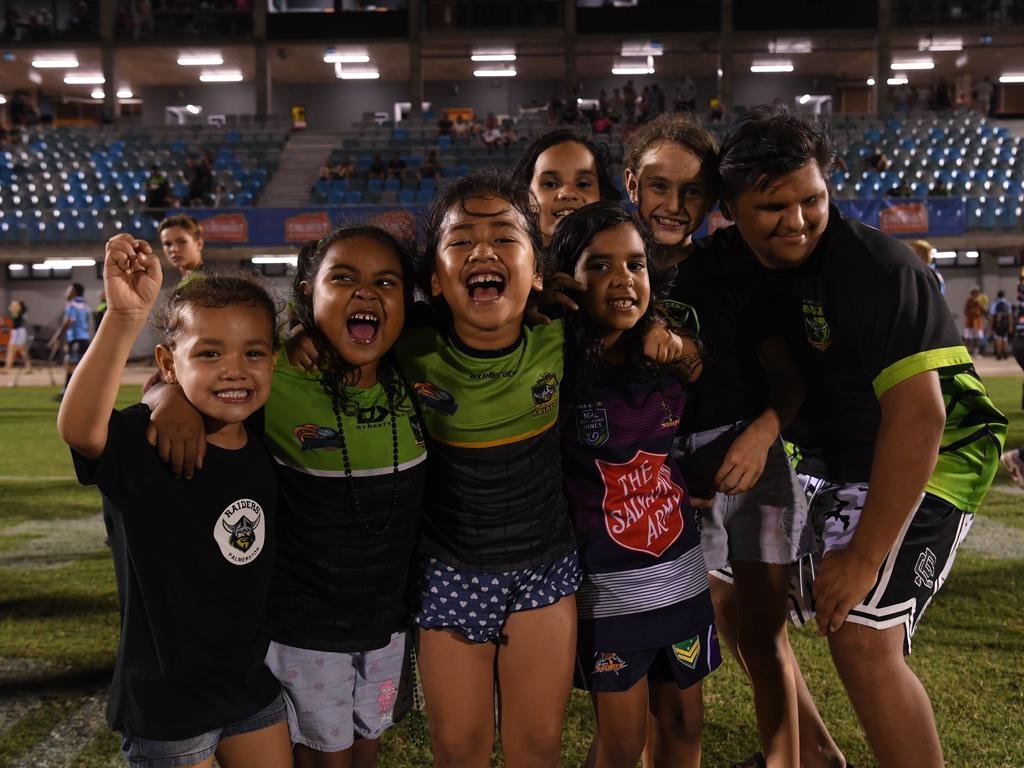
682,424,811,571
120,693,286,768
265,632,408,752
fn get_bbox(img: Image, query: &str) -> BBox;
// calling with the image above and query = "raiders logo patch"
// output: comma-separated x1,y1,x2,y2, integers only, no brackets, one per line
802,299,832,351
213,498,266,565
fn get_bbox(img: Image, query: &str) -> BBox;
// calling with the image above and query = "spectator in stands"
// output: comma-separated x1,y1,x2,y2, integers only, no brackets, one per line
708,97,724,124
418,149,442,183
674,75,697,111
607,88,624,121
186,156,211,207
638,85,651,123
368,152,387,180
597,89,608,116
213,184,230,207
935,79,952,111
437,113,453,136
975,76,995,115
592,112,612,135
483,112,498,132
963,286,986,355
622,81,637,123
914,83,933,111
452,116,470,139
144,165,170,214
387,151,407,179
863,148,890,172
909,239,945,294
930,178,951,196
480,124,504,150
335,156,355,179
649,82,666,118
548,93,565,123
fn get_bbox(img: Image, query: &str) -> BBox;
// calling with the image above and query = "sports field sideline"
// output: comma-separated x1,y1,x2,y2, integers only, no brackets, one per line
0,369,1022,767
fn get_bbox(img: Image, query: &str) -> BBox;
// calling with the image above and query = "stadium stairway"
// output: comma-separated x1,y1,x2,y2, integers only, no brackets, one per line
258,131,337,207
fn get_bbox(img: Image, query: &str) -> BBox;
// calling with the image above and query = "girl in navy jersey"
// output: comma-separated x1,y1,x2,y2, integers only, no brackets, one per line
551,201,718,768
58,235,290,768
144,227,427,768
512,128,621,247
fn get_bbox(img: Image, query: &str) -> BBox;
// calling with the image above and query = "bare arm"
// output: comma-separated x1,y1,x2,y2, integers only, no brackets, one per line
813,369,945,634
57,236,162,459
714,335,804,494
142,381,206,479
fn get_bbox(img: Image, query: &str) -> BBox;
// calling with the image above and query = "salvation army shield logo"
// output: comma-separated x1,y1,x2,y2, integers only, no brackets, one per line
596,450,684,557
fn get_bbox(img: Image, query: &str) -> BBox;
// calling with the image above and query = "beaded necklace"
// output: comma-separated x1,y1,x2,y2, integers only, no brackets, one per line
328,379,401,535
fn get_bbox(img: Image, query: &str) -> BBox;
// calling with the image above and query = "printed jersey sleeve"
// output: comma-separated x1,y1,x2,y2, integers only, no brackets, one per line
849,264,971,399
70,404,153,504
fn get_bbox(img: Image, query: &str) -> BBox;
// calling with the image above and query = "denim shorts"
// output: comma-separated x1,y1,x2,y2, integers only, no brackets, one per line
414,552,581,643
119,692,286,768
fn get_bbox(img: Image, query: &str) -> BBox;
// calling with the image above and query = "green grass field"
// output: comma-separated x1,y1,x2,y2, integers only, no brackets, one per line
1,381,1022,767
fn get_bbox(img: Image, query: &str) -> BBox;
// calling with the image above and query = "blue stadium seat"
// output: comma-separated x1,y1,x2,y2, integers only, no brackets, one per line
345,190,363,204
384,178,400,191
415,189,434,204
367,178,384,192
398,190,416,204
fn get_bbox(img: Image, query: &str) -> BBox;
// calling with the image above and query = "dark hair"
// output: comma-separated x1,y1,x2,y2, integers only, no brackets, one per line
155,273,278,351
717,103,835,201
292,225,415,403
418,169,543,310
511,128,621,204
547,201,675,403
69,283,85,296
624,112,720,203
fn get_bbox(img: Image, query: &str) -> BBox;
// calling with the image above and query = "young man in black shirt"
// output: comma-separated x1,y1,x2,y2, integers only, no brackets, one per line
716,106,1006,768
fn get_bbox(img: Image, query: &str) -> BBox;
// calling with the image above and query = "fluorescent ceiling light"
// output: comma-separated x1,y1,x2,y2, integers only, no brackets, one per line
32,264,51,270
33,56,78,68
200,70,243,82
336,65,380,80
891,59,933,70
471,53,516,62
751,62,794,73
999,74,1024,83
0,95,5,104
116,88,132,98
919,36,962,52
177,54,223,66
933,251,957,259
799,94,811,104
966,251,979,258
612,65,654,75
474,68,516,77
64,73,104,84
620,42,663,57
888,76,909,85
324,53,370,63
956,53,969,68
90,89,104,99
866,77,876,86
8,264,24,271
768,39,812,54
186,104,202,114
252,255,298,265
42,258,96,268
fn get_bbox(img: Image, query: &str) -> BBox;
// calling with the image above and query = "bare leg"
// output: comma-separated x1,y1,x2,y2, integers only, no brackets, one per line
646,679,703,768
587,678,650,768
417,627,497,768
294,743,351,768
351,738,379,768
829,622,943,768
496,597,576,768
216,720,293,768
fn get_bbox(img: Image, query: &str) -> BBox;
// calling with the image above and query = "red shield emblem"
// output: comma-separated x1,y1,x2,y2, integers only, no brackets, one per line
596,451,685,557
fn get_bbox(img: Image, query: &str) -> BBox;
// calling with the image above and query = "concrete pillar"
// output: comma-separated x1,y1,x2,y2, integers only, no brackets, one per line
719,0,733,111
254,1,270,120
99,0,119,120
876,0,891,115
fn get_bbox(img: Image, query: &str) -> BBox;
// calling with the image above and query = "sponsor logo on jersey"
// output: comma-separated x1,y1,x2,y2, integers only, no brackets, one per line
213,498,266,565
355,404,389,429
414,381,458,415
294,423,341,452
593,652,628,674
673,637,701,669
801,299,832,351
914,547,937,589
576,406,609,447
597,450,685,557
531,372,559,416
469,369,517,380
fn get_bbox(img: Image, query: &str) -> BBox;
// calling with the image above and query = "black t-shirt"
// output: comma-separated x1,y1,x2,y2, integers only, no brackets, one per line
756,206,970,480
72,405,280,740
663,232,779,434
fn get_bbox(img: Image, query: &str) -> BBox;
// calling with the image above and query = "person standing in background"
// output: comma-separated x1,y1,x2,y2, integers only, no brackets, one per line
49,282,92,401
2,299,33,379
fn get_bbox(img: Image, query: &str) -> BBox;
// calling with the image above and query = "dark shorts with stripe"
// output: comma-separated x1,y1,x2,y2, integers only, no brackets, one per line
573,623,721,693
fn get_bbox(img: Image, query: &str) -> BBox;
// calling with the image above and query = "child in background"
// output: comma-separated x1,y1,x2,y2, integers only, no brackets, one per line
552,201,718,768
512,129,621,247
143,228,428,767
2,299,33,378
57,234,289,768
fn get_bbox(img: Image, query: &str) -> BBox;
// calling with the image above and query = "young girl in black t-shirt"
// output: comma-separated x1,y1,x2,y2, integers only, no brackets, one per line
58,234,290,768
